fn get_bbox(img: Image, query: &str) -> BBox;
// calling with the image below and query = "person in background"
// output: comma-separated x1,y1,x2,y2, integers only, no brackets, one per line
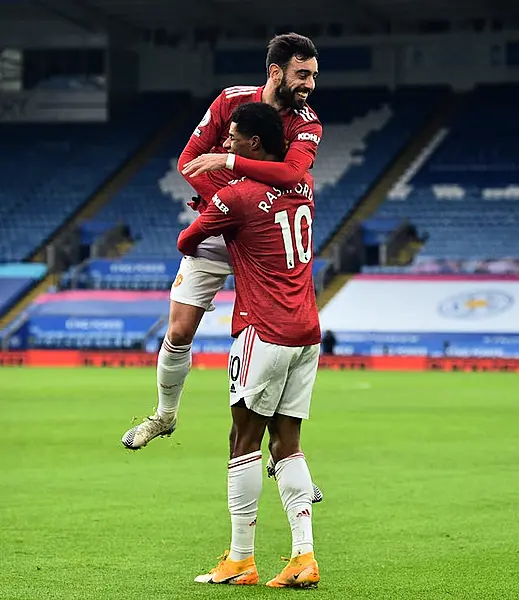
321,330,337,355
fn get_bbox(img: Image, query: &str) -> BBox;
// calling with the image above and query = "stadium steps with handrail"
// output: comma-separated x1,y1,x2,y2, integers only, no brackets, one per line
316,273,354,310
0,272,58,331
28,101,199,265
319,91,467,260
393,239,424,266
105,239,135,259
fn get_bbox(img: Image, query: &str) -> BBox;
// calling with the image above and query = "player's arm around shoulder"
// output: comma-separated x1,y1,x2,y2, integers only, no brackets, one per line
180,87,259,179
230,110,323,190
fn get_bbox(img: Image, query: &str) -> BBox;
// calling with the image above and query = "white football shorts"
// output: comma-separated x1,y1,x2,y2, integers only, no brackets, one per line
228,326,320,420
170,255,233,311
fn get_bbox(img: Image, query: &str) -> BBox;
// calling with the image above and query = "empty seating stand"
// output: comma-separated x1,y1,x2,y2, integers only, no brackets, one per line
0,93,188,262
376,84,519,261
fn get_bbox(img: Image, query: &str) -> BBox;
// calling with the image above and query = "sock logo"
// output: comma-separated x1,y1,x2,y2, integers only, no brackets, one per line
296,509,311,518
248,518,257,527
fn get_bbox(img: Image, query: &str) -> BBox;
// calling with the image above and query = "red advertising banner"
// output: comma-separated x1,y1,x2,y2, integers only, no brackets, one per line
0,351,518,372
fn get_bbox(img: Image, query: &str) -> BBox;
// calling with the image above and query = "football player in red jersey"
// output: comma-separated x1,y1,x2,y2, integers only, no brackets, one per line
179,35,321,190
121,34,322,483
178,102,320,588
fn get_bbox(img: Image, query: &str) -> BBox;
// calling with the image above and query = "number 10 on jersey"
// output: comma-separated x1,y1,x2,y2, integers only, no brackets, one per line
274,206,313,270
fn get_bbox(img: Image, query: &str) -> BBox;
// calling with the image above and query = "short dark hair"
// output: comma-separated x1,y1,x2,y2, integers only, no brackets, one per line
231,102,285,159
266,32,318,72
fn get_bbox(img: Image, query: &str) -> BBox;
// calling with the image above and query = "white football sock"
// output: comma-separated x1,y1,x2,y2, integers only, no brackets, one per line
228,450,262,561
276,452,314,557
156,338,191,421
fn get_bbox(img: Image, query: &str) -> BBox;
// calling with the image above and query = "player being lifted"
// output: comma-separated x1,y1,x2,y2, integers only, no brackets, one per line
178,102,321,587
122,34,322,500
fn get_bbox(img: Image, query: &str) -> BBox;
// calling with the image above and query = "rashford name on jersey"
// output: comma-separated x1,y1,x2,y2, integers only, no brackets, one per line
217,177,315,215
258,181,314,213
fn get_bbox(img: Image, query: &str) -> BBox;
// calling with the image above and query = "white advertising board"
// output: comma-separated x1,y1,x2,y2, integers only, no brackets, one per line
319,276,519,333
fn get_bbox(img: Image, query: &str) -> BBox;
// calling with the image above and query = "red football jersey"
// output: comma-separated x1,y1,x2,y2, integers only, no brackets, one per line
177,173,321,347
178,85,322,210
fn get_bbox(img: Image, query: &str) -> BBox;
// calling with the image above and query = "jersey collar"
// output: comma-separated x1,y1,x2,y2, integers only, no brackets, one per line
255,85,295,115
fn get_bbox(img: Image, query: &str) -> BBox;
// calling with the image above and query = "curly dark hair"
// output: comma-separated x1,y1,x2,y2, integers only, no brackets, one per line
231,102,285,159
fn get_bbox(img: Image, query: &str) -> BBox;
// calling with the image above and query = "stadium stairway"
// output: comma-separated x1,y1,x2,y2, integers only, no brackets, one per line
29,101,199,264
105,239,135,259
393,239,424,266
319,90,467,259
0,272,58,331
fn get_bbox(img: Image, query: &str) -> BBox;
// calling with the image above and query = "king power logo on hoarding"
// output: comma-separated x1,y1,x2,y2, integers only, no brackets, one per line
438,291,514,320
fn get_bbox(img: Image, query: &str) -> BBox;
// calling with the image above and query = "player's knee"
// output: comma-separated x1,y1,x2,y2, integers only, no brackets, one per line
269,437,283,464
232,441,261,458
270,438,300,464
231,432,261,459
166,322,194,346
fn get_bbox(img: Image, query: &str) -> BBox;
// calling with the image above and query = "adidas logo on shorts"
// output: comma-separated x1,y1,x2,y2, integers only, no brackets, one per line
230,383,236,393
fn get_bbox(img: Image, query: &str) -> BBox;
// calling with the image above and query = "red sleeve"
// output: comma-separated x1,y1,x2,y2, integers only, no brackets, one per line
177,220,207,256
183,172,222,206
177,91,226,173
177,90,230,206
177,186,244,255
232,120,322,189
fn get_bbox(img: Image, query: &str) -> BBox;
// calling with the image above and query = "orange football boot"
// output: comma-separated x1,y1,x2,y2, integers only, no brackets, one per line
266,552,320,588
194,550,259,585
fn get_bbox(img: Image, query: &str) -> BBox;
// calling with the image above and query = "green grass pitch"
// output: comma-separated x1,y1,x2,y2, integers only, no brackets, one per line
1,368,518,599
